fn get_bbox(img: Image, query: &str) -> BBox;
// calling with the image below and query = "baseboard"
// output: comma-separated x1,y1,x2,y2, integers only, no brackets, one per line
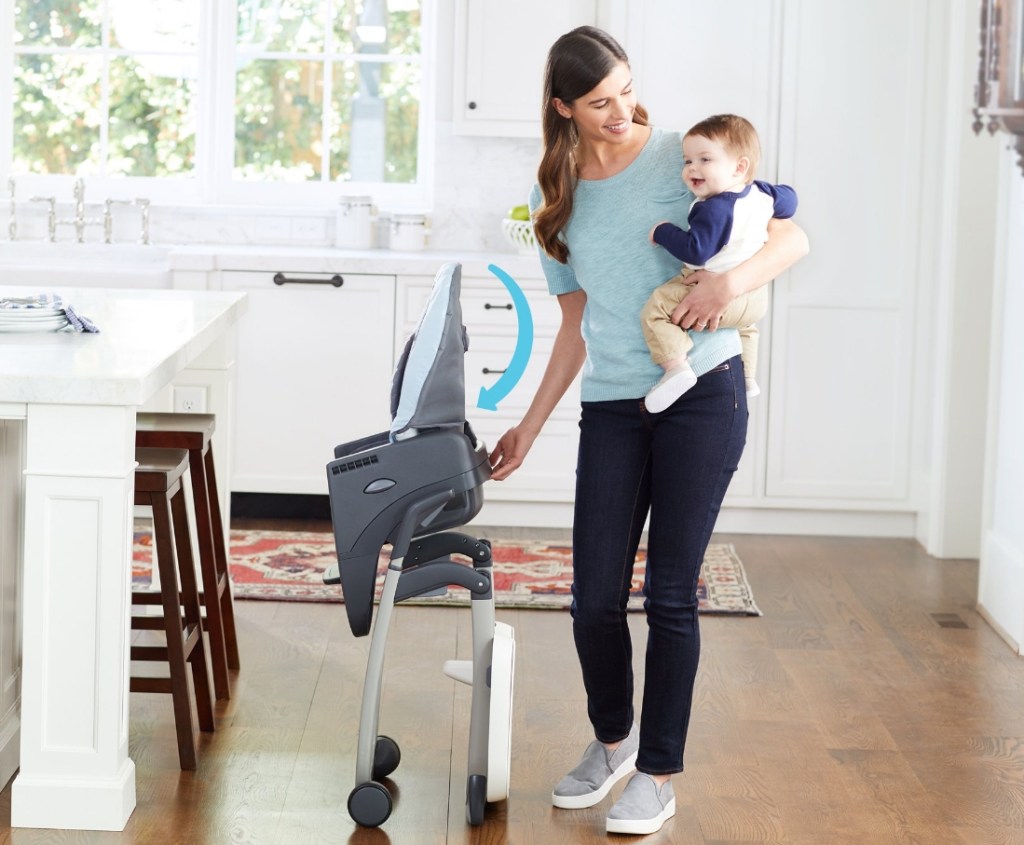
977,529,1024,652
472,500,920,540
230,492,331,521
976,604,1020,654
0,709,19,792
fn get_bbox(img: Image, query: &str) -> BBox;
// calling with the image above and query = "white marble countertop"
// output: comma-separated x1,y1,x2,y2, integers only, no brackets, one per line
0,286,247,406
0,241,548,282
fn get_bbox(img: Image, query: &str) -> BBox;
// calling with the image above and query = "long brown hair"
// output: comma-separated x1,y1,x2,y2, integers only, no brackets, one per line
534,26,649,264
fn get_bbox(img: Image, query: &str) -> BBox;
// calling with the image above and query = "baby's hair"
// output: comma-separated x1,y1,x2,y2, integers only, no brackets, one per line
685,114,760,183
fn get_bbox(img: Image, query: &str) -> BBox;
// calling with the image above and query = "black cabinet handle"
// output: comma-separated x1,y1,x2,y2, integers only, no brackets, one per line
273,272,344,287
482,367,507,375
468,101,477,110
484,302,513,310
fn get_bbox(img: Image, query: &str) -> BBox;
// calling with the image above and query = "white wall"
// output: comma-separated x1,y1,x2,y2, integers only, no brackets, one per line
977,144,1024,651
916,2,1002,558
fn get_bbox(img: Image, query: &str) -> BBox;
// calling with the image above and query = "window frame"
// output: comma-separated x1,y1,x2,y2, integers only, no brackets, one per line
0,0,435,211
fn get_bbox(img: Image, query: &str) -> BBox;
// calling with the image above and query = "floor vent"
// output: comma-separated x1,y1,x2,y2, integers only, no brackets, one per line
931,612,969,629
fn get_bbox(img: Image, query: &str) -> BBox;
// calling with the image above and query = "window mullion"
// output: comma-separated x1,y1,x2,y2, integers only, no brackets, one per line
322,0,334,184
206,0,237,204
0,0,14,183
100,1,110,176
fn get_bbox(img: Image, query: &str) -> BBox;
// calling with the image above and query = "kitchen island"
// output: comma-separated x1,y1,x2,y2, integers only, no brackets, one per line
0,286,246,830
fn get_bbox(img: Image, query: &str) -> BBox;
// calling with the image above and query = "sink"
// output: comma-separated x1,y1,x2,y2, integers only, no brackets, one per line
0,241,173,288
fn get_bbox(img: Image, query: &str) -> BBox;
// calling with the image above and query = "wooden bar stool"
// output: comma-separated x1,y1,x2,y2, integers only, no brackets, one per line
132,447,215,771
136,412,240,701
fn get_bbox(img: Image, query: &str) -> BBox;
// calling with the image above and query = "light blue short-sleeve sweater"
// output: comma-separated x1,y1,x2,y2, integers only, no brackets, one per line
530,127,742,402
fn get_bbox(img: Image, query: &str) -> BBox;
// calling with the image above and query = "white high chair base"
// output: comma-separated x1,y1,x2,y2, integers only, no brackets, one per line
486,622,515,803
441,619,515,806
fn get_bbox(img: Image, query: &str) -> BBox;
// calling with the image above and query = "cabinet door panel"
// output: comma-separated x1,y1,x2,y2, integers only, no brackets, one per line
454,0,597,136
0,418,23,792
624,1,778,156
765,0,924,502
767,294,911,500
223,271,395,494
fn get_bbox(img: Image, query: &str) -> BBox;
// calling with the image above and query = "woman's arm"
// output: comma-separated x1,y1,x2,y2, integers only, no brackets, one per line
671,217,810,330
488,289,587,480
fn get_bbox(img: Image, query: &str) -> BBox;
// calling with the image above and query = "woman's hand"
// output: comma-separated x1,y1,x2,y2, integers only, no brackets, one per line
489,289,587,481
670,218,809,331
488,425,539,481
669,269,735,331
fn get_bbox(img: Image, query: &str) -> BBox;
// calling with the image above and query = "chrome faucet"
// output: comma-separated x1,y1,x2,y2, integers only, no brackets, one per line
28,195,57,242
73,177,85,239
136,198,150,245
103,197,151,244
103,198,132,244
56,176,102,242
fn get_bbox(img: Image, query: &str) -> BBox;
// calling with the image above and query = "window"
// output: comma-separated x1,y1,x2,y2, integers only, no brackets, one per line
2,0,430,207
11,0,199,179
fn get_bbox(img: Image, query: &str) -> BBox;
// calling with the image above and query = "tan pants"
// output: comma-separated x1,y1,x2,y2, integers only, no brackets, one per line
641,271,769,380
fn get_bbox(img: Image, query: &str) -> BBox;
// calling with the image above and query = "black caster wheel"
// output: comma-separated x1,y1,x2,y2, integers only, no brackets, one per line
348,781,392,828
466,773,487,825
372,735,401,780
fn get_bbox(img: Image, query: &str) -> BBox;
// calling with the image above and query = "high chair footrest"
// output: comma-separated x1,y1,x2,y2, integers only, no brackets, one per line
443,659,473,685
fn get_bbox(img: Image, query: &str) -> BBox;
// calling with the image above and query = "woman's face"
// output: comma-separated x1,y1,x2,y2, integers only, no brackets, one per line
553,61,637,147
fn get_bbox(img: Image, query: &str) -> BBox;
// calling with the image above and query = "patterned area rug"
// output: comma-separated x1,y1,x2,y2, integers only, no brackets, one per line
132,529,761,615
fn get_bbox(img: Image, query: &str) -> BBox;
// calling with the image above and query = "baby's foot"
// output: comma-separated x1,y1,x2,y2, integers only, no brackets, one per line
645,362,698,413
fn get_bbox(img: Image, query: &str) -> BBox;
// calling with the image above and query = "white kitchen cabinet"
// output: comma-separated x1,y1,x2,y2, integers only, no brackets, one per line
453,0,598,137
764,0,923,504
621,0,779,144
221,270,396,495
611,0,925,526
0,418,23,791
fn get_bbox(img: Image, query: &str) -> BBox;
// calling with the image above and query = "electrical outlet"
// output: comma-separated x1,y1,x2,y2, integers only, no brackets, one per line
292,217,326,241
173,385,207,414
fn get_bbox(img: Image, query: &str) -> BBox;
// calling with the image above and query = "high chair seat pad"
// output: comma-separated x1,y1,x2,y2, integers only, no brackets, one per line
390,262,468,441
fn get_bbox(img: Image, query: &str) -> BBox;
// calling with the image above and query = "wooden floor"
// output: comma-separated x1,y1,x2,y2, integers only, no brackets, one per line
3,533,1024,844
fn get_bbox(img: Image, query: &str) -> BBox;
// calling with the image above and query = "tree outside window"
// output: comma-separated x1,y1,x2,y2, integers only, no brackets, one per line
7,0,425,199
234,0,421,185
12,0,198,179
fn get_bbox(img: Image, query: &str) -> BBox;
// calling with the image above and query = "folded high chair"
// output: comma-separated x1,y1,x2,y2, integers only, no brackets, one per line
324,262,515,828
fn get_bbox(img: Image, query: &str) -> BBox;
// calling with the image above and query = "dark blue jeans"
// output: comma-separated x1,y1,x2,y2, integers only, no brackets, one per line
571,356,748,775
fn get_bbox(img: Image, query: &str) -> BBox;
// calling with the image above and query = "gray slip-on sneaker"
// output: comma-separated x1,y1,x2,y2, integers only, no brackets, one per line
606,771,676,835
552,723,639,809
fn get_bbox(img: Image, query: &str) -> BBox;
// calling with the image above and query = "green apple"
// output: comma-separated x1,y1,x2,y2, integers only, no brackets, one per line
508,204,530,221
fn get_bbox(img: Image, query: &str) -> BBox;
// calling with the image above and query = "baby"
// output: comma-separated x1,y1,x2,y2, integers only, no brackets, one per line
642,114,798,413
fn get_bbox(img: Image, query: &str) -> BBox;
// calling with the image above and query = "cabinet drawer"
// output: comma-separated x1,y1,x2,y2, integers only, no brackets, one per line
468,416,579,504
400,274,561,336
465,334,581,420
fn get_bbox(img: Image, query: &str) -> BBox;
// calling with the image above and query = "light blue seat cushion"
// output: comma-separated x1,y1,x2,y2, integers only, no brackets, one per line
389,262,468,441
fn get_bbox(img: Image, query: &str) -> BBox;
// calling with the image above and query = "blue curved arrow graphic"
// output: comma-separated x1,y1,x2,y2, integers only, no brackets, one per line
477,263,534,411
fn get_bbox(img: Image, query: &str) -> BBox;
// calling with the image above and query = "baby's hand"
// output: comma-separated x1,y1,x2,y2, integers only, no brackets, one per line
649,222,668,244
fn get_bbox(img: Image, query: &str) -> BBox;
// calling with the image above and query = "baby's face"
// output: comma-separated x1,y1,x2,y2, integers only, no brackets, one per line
682,134,746,198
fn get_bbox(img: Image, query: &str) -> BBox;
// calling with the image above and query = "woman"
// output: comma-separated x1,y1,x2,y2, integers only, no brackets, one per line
488,26,808,836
